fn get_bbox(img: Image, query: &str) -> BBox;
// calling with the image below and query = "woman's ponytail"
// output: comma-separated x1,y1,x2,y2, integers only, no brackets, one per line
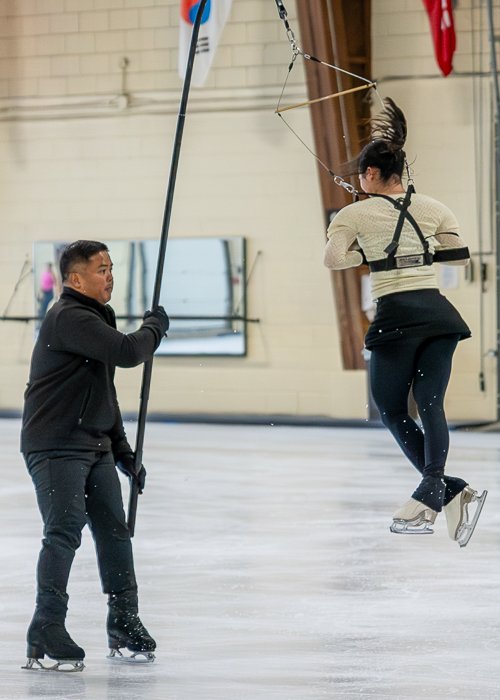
358,98,408,181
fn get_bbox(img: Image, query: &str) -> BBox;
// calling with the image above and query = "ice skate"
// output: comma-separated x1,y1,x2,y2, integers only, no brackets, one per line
390,498,437,535
107,615,156,663
107,591,156,663
22,619,85,672
107,647,155,663
444,485,488,548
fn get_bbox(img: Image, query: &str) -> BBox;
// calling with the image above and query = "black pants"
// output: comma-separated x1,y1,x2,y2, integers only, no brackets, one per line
25,449,137,621
369,334,466,511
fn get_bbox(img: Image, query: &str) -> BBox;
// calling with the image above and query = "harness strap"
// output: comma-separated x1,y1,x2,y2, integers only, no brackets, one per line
376,186,430,254
363,187,469,271
367,186,424,271
433,247,470,263
368,246,470,272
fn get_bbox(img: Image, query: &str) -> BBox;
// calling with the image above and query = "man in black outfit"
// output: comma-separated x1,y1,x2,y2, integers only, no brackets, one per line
21,240,169,670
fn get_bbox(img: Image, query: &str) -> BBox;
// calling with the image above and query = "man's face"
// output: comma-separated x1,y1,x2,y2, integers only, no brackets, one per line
71,250,114,304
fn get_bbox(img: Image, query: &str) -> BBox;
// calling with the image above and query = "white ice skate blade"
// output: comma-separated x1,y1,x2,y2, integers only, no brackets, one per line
456,489,488,548
22,658,85,672
390,519,434,535
107,648,155,663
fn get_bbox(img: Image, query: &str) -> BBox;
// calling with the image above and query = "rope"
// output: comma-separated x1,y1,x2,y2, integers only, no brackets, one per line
273,0,381,197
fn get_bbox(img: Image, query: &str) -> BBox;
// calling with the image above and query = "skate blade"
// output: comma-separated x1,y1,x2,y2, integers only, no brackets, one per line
22,658,85,672
107,648,155,664
390,519,434,535
456,490,488,548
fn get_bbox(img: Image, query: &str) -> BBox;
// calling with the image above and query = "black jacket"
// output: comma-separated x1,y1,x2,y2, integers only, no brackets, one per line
21,288,165,454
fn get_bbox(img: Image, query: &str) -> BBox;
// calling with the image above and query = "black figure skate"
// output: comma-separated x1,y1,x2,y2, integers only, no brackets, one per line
22,618,85,672
107,591,156,663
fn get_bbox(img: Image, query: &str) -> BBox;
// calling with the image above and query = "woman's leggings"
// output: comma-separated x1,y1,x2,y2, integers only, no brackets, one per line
369,334,466,510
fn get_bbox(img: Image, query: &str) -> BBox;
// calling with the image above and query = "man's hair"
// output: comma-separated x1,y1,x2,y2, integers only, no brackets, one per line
59,240,109,281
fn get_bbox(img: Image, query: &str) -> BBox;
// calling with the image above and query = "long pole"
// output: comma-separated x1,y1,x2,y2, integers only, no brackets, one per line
486,0,500,420
127,0,209,536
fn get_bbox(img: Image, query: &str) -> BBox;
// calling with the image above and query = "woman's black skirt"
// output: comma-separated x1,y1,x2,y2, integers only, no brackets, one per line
365,288,471,350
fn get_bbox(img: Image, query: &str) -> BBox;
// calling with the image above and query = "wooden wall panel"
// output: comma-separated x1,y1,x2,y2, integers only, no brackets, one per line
295,0,372,369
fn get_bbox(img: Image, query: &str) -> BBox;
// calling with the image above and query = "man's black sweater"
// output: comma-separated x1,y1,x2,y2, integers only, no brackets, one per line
21,288,165,455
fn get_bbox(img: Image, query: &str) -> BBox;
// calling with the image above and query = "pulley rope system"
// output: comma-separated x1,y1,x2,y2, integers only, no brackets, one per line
273,0,384,197
272,2,466,271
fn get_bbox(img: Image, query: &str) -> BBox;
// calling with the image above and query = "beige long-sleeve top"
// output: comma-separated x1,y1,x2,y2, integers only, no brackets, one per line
324,192,469,299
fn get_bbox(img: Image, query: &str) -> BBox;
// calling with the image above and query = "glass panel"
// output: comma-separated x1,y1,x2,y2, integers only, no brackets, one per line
33,237,247,356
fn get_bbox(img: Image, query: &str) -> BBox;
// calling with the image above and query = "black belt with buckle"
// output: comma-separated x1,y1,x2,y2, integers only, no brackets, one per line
368,247,469,272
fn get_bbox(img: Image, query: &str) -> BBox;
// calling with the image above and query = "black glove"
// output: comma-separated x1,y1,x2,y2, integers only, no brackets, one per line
143,306,169,336
115,452,147,494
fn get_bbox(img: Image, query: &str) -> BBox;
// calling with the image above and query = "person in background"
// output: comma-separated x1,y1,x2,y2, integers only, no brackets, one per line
21,240,169,670
37,262,57,319
324,98,486,547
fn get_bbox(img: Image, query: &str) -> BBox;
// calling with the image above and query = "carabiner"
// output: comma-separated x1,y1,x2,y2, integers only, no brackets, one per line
333,175,356,195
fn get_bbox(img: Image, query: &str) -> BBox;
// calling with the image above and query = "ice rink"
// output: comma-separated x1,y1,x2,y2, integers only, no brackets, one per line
1,417,500,700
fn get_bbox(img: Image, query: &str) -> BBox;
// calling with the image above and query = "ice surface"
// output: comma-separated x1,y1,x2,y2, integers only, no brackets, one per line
1,418,500,699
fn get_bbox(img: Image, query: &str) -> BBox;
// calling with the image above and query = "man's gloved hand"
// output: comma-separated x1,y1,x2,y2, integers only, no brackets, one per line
115,452,147,494
143,305,169,336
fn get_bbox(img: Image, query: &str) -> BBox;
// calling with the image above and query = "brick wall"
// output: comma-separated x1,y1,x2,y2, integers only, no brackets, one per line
0,0,496,421
0,0,301,98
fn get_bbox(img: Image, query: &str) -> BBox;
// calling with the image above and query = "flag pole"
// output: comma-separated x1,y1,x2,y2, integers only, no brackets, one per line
127,0,209,536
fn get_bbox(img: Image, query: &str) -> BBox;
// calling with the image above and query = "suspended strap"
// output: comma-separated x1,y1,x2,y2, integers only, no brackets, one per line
365,185,441,272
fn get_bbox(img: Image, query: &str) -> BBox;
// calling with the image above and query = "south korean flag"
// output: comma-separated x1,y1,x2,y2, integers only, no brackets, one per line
178,0,234,87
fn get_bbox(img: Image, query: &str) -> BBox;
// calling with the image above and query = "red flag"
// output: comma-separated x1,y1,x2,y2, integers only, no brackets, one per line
422,0,456,76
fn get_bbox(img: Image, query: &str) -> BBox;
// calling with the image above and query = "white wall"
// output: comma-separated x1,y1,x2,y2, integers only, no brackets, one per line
373,0,499,420
0,0,496,422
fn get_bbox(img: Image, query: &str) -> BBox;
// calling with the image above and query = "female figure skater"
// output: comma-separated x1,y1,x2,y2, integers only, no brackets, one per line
324,98,486,547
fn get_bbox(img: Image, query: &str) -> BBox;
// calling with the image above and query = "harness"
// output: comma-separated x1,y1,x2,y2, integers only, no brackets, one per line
365,185,470,272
